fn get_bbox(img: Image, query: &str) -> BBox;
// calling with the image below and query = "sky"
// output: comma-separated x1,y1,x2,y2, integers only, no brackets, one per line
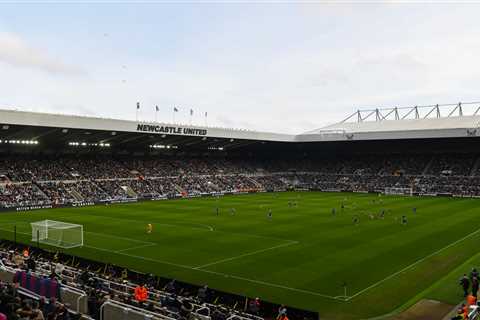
1,2,480,134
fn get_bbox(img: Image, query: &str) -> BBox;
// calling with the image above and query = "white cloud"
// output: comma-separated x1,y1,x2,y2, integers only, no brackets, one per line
2,4,480,134
0,32,84,75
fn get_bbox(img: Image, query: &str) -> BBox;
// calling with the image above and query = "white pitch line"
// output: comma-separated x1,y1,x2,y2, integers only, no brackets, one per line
83,244,341,301
84,244,195,269
55,214,215,232
194,241,299,269
156,222,214,232
84,231,155,245
347,226,480,301
200,268,345,301
53,214,294,243
0,226,157,249
6,221,480,304
115,243,156,253
213,229,298,243
34,215,160,244
0,227,29,235
0,225,345,302
0,222,22,227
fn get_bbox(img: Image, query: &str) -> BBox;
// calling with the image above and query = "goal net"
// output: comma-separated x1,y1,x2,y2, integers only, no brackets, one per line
384,187,413,196
31,220,84,249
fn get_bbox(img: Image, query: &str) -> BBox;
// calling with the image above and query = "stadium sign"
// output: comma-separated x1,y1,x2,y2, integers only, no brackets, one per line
13,204,53,212
137,124,208,136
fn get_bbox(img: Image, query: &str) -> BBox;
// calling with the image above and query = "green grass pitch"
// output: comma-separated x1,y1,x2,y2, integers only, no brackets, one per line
1,191,479,319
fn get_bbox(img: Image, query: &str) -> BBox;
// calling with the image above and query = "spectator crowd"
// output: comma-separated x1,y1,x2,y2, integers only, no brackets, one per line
1,153,480,208
0,246,299,320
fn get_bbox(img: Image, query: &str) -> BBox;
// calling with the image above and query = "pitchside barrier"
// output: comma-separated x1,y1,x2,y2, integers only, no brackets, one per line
384,187,414,196
0,190,244,213
1,188,474,214
100,300,173,320
100,299,258,320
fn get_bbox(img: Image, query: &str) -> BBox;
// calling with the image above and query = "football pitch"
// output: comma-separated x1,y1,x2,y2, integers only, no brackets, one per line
1,191,480,319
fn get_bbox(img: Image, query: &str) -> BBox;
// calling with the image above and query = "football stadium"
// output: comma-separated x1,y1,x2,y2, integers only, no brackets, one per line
2,103,480,320
3,3,480,320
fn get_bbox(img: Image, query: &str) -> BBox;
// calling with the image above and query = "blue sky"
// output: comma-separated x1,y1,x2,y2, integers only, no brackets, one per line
1,2,480,133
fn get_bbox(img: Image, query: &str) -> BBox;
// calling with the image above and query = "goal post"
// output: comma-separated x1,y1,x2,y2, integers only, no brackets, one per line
31,220,84,249
384,187,413,196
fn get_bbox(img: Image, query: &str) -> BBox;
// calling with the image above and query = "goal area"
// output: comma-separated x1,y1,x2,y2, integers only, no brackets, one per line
384,187,413,196
31,220,84,249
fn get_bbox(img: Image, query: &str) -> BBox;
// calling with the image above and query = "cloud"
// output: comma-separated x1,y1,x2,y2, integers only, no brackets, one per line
0,32,85,75
2,4,480,134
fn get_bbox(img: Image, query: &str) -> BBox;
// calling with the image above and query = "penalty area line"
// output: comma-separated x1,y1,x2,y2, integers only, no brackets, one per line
0,223,336,301
56,214,215,232
115,243,157,253
0,227,29,235
84,231,156,245
194,240,299,269
83,244,342,301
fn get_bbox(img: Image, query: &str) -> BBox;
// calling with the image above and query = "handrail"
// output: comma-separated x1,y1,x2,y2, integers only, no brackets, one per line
99,299,175,320
60,286,86,313
15,286,81,317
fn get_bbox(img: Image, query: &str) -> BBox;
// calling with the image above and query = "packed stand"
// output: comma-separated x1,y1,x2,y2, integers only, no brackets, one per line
2,154,480,209
0,183,50,208
0,245,295,320
426,154,477,177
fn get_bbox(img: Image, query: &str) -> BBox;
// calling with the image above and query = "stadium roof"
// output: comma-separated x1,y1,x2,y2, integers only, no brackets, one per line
1,106,480,147
319,116,480,133
299,115,480,141
0,108,293,141
299,103,480,142
0,109,294,152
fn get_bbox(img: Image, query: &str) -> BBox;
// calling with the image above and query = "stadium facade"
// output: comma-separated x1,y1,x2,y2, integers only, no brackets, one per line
2,105,480,144
2,105,480,156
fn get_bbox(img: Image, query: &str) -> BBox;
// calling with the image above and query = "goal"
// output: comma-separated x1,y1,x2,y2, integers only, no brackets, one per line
31,220,84,249
384,187,413,196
